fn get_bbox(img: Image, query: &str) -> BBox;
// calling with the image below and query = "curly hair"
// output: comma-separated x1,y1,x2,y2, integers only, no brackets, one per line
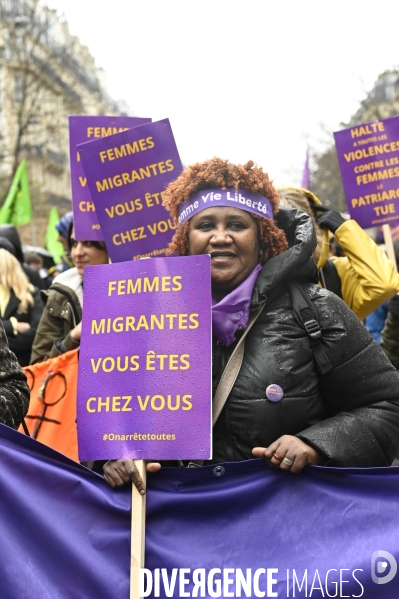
163,158,288,262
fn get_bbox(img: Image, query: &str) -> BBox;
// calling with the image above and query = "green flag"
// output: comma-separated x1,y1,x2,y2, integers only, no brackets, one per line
0,160,32,226
45,207,64,264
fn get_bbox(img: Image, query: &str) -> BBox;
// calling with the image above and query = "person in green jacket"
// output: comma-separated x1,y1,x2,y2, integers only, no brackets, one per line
31,222,109,363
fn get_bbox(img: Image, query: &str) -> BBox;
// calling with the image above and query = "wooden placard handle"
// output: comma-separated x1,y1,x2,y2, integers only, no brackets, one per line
130,460,146,599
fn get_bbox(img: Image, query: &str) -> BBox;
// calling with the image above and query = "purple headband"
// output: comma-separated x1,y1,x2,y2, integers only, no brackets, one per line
177,187,274,225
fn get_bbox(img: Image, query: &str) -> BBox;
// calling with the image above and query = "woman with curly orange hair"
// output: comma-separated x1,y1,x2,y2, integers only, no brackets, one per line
103,158,399,492
164,158,288,264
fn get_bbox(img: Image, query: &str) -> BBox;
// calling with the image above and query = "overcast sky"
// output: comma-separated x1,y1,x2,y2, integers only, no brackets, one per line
46,0,399,186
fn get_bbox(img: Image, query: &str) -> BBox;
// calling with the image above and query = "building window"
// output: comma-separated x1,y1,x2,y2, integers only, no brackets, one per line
13,75,23,102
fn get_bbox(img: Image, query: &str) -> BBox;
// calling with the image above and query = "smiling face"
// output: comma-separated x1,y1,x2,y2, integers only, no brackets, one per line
188,207,260,300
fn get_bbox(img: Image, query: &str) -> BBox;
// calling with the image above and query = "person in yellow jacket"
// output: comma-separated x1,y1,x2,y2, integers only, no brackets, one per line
278,187,399,320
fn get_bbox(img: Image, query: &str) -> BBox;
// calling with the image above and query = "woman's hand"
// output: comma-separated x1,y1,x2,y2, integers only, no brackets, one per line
70,321,82,341
16,322,30,333
103,459,162,494
252,435,323,473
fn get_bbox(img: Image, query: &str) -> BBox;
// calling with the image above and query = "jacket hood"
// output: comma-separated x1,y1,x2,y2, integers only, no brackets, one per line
51,267,83,307
0,237,18,258
252,207,318,306
297,188,330,269
0,225,23,263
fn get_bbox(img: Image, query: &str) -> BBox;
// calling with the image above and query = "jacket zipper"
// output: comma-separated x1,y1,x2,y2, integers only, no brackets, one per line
67,302,77,328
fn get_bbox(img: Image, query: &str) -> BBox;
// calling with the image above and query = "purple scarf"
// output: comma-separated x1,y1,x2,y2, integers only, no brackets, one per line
212,264,262,346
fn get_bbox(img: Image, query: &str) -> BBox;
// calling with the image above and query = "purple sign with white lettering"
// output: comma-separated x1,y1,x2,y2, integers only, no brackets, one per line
78,119,183,262
334,116,399,229
77,255,211,461
69,115,151,241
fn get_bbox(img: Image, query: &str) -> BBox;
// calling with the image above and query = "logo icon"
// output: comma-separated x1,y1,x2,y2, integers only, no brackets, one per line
371,550,397,584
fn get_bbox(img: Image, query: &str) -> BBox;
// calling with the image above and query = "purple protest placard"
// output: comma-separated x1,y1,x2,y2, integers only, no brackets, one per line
334,116,399,228
77,255,211,461
69,115,151,240
78,119,183,262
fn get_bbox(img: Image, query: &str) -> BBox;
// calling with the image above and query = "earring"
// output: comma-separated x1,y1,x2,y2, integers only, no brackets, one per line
259,250,263,258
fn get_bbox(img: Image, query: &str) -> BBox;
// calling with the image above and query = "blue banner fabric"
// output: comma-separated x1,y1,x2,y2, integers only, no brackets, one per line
145,460,399,598
0,424,399,597
0,424,131,598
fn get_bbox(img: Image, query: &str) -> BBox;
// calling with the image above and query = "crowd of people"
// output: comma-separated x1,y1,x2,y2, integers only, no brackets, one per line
1,159,399,492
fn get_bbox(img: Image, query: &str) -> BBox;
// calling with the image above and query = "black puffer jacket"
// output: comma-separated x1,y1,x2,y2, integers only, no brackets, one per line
212,208,399,467
1,288,43,367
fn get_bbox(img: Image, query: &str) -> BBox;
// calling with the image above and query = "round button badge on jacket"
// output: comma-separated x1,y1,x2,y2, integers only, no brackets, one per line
266,384,284,402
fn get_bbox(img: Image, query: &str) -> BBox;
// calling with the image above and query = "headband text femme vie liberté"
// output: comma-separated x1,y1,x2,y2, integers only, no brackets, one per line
177,188,274,225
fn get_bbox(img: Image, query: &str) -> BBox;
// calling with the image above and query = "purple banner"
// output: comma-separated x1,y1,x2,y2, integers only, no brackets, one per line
69,115,151,241
78,119,183,262
178,187,273,224
2,423,399,599
77,255,211,461
334,116,399,228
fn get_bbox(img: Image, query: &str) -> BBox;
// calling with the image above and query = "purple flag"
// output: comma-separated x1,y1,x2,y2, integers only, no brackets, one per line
301,147,310,189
